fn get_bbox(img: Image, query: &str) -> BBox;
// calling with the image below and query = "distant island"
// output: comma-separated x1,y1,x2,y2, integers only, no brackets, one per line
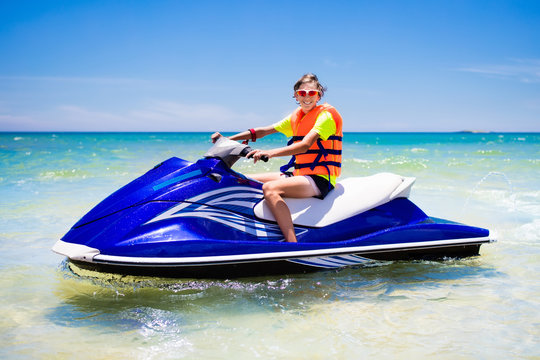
456,130,492,134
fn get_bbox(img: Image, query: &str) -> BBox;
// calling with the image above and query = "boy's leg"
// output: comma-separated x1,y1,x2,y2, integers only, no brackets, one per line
262,176,318,242
249,172,282,183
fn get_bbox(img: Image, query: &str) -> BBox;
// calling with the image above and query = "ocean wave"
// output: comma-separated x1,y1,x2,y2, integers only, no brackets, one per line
378,157,428,169
509,219,540,245
474,150,506,156
352,158,372,164
38,169,90,180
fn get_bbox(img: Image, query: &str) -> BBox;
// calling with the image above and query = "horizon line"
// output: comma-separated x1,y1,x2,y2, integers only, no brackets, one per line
1,130,538,134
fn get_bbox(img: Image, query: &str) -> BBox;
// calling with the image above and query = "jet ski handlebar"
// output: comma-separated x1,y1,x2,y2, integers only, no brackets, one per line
245,150,269,163
204,136,268,168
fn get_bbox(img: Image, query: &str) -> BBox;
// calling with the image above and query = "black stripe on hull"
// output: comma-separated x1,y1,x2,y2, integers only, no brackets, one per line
69,244,482,279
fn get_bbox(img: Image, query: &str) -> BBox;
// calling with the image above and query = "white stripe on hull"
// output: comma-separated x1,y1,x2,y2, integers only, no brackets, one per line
64,236,494,267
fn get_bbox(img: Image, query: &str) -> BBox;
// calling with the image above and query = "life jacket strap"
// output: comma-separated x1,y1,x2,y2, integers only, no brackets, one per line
290,135,343,142
280,135,342,174
294,161,342,170
304,149,342,155
311,139,328,170
280,155,296,173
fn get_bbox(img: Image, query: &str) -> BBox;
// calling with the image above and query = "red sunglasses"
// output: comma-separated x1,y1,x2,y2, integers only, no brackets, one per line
295,89,320,97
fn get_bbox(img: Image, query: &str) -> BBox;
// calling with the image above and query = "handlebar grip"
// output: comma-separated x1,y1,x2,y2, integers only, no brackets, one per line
246,153,269,162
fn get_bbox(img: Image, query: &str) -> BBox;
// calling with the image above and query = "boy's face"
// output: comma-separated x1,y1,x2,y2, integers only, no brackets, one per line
295,82,320,113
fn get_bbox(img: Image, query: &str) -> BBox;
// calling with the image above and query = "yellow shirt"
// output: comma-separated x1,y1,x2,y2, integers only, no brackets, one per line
273,110,337,140
273,110,338,185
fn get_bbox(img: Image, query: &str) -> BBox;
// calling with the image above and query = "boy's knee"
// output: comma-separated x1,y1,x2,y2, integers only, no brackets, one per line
262,182,273,194
262,182,279,197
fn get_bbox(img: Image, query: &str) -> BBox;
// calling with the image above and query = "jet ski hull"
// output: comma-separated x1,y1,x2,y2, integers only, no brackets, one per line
55,214,492,278
64,238,489,278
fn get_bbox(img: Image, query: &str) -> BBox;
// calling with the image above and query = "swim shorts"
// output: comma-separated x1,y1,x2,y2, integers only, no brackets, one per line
280,173,334,200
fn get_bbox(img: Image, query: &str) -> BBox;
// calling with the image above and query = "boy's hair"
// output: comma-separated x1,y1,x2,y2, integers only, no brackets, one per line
293,73,327,97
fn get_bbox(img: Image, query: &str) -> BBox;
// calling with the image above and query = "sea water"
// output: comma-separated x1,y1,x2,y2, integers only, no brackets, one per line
0,132,538,359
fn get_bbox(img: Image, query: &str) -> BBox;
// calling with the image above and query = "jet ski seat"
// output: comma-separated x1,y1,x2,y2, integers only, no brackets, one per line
253,172,415,228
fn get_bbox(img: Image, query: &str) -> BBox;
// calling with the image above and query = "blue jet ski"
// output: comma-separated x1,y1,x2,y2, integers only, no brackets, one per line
52,137,494,278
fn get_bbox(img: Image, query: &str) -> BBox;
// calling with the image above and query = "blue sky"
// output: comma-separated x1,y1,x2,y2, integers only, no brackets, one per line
1,0,539,132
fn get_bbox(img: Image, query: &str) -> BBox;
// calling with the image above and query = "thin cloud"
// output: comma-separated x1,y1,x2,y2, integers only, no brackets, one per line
129,101,264,131
2,105,132,131
323,58,355,68
458,58,540,83
133,101,240,121
0,101,266,131
0,75,149,85
0,114,36,130
57,105,129,130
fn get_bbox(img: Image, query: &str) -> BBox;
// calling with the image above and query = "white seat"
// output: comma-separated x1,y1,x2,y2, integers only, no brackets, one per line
253,173,415,228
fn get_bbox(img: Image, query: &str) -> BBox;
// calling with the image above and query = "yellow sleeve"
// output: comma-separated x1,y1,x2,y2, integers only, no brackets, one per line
311,111,336,140
273,114,293,137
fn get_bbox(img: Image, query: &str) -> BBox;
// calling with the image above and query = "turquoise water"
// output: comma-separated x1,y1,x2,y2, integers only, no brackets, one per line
1,132,539,359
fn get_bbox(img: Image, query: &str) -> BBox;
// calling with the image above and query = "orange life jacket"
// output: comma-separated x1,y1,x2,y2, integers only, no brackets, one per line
280,103,343,178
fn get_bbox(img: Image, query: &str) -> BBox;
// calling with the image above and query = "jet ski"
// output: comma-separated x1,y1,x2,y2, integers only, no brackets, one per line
52,137,494,278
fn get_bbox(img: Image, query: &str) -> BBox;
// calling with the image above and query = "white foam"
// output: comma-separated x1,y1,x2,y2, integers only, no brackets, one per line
512,219,540,244
352,158,372,164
